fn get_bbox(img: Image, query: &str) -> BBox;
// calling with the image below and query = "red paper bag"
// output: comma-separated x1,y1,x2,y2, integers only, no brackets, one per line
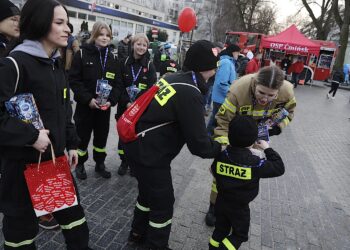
117,84,160,143
24,154,78,217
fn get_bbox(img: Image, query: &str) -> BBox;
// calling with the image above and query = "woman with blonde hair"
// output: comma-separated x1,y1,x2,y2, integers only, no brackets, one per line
69,21,122,180
116,33,157,176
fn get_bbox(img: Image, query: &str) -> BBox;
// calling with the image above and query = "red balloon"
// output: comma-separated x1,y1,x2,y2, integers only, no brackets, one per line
178,7,197,33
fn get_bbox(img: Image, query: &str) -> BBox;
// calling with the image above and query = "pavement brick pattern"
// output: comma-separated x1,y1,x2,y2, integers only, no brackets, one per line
1,84,350,249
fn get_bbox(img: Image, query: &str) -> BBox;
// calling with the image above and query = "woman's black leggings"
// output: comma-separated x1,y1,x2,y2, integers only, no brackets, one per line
329,82,340,97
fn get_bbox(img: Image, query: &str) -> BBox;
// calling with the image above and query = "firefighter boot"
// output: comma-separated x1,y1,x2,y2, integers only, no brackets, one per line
75,164,87,180
95,162,111,178
117,160,128,176
205,203,216,227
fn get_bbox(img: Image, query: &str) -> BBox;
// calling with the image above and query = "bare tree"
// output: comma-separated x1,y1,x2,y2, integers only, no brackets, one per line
332,0,350,70
301,0,334,40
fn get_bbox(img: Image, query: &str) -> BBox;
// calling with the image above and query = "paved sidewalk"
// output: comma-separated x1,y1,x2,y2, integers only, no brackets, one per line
1,85,350,249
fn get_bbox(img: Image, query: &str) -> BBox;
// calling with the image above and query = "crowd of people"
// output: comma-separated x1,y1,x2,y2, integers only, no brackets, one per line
0,0,300,249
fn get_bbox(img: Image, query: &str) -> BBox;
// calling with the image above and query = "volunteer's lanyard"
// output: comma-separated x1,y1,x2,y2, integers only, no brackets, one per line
191,71,197,86
131,65,142,84
99,47,108,78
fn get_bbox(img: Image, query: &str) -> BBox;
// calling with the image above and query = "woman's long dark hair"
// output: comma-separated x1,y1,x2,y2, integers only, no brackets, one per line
5,0,67,55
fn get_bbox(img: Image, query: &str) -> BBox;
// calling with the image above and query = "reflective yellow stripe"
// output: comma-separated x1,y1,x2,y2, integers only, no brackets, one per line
214,136,229,145
106,72,115,79
63,88,67,99
211,181,217,193
149,219,172,228
77,149,87,156
281,117,290,126
136,202,150,212
166,67,177,72
60,217,86,230
138,83,147,90
222,238,236,250
285,97,296,109
118,149,124,155
223,99,236,113
209,238,220,247
252,110,265,116
5,239,34,248
93,146,106,153
216,161,251,180
161,54,167,61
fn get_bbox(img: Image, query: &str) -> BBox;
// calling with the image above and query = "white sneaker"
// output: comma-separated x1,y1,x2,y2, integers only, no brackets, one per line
327,93,331,99
331,96,335,100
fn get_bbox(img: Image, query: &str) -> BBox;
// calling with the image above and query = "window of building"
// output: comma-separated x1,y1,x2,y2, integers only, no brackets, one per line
88,15,96,21
120,21,127,28
106,18,113,24
96,16,105,22
115,4,119,9
78,13,87,20
68,10,77,18
113,20,120,26
136,24,144,33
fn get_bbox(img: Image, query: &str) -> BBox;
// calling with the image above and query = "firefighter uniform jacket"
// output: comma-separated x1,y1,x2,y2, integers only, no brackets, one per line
211,146,285,205
0,43,79,215
69,43,122,106
116,53,157,119
124,71,221,167
214,74,296,145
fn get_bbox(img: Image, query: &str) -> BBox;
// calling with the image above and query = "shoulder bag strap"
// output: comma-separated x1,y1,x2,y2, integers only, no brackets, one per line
6,56,20,94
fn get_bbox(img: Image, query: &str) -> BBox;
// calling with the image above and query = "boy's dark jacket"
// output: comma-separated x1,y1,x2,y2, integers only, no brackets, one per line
69,43,123,106
211,146,285,205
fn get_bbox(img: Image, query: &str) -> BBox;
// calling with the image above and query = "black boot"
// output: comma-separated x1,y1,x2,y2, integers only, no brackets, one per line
95,162,111,178
128,230,145,245
117,160,128,176
75,164,87,180
205,203,216,227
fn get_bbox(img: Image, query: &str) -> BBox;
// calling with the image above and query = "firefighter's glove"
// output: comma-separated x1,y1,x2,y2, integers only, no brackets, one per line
268,126,281,136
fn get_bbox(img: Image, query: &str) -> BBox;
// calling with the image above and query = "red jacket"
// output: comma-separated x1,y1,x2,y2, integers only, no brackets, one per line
289,61,304,74
245,58,260,74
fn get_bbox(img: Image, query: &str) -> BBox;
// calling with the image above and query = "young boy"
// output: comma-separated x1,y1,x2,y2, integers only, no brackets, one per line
209,115,285,250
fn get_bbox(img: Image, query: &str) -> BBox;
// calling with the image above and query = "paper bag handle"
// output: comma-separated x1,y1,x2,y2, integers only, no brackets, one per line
37,143,56,171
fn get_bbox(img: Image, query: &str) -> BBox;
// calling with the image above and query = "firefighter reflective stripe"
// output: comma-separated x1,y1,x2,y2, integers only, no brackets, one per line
136,201,150,212
118,149,124,155
222,238,236,250
155,79,176,106
60,217,86,230
209,238,220,247
214,136,229,145
223,99,237,113
166,67,177,72
106,72,115,79
138,83,147,90
4,239,34,248
77,149,87,156
161,54,167,61
285,97,296,109
211,181,217,193
93,146,106,153
149,219,172,228
216,162,251,180
281,116,290,127
63,88,67,99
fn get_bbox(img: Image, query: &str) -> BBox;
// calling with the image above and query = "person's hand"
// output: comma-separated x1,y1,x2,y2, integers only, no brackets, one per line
221,145,227,152
100,101,111,110
68,149,78,168
126,102,132,108
32,130,50,153
89,98,100,109
254,140,270,150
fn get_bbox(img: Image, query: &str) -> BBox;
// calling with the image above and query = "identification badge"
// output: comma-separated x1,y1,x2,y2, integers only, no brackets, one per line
96,79,109,94
257,124,269,142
